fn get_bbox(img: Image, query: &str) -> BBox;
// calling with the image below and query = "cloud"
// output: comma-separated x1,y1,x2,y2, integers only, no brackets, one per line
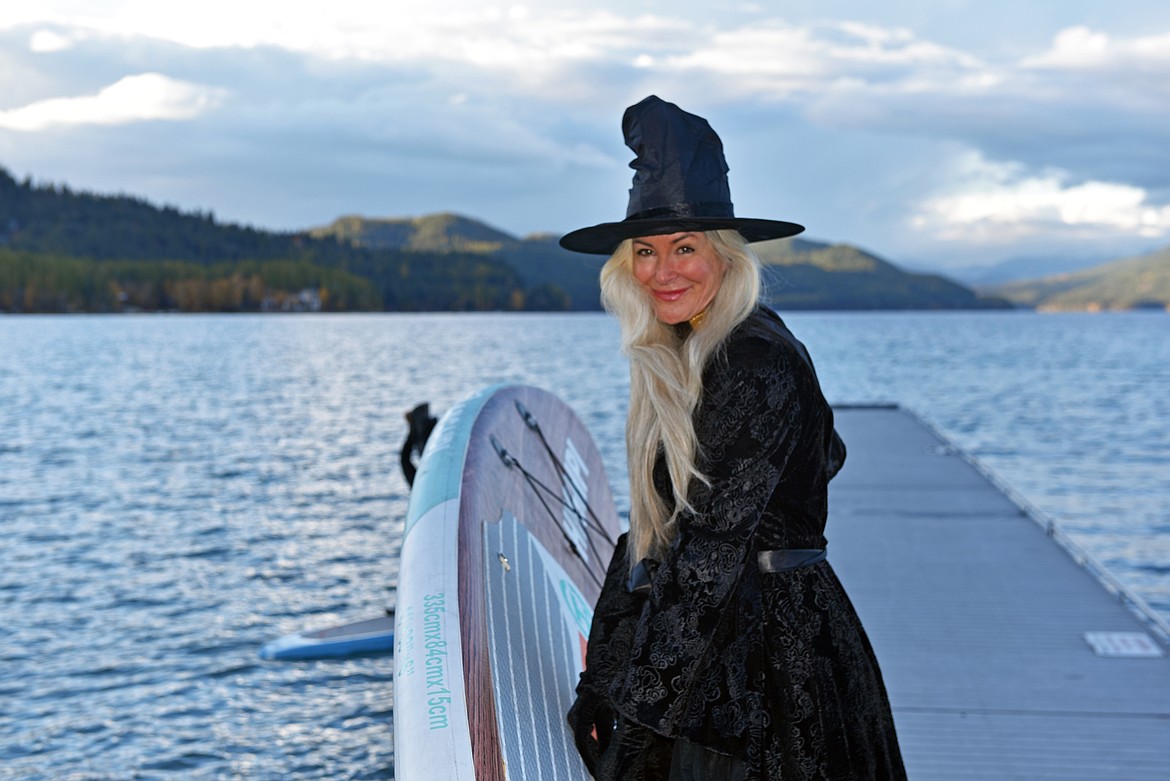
2,4,684,77
912,153,1170,243
28,28,75,52
784,23,1170,216
655,19,980,97
3,7,1169,264
0,73,225,131
1023,25,1170,71
1,9,981,108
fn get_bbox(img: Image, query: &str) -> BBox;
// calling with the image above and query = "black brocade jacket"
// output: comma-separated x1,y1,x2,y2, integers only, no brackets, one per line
579,305,853,760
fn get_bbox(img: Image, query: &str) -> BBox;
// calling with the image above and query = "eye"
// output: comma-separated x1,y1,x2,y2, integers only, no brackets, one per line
676,245,694,254
635,247,655,257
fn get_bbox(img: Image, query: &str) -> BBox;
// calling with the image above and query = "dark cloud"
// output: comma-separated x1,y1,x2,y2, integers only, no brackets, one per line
807,63,1170,192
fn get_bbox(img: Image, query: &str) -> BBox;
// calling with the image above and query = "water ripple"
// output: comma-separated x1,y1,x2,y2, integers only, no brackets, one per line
1,311,1166,778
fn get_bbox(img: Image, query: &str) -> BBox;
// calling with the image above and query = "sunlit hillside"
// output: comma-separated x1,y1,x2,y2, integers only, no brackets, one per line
985,246,1170,311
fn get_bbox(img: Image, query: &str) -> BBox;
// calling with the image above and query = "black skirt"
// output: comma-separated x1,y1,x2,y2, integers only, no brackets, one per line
594,719,748,781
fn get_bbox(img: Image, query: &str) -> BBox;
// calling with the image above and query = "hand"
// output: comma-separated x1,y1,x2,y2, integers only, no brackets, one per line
567,684,615,776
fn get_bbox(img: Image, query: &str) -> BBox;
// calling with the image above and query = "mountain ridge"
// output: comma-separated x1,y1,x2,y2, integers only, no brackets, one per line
4,164,1013,312
0,168,536,312
312,213,1011,311
983,246,1170,311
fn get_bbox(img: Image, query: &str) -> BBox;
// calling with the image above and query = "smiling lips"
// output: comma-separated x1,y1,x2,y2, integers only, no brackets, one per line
652,288,689,302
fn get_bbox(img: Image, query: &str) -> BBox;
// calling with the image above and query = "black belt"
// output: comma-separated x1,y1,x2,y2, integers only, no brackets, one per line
627,547,826,595
757,547,826,572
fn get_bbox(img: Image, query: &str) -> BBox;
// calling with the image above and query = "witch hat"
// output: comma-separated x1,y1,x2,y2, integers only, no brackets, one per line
559,95,803,255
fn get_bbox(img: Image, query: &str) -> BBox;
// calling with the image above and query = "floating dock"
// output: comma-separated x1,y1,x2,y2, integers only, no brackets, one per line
829,406,1170,781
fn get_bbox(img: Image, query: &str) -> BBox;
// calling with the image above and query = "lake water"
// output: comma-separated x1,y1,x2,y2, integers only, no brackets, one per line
1,311,1167,779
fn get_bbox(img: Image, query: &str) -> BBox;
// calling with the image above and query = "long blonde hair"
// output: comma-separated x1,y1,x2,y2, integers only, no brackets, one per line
600,229,762,568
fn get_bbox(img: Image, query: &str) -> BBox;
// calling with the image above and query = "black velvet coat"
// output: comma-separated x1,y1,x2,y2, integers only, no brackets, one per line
573,307,906,780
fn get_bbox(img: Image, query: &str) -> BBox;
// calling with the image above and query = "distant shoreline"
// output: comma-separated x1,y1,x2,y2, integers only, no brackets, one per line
4,306,1168,317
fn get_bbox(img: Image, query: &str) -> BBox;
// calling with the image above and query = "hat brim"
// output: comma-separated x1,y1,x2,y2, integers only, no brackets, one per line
558,217,804,255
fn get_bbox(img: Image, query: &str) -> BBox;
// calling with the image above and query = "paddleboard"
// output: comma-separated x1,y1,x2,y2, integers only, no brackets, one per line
258,613,394,661
394,384,621,780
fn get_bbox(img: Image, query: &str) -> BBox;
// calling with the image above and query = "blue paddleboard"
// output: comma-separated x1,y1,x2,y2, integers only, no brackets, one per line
258,614,394,661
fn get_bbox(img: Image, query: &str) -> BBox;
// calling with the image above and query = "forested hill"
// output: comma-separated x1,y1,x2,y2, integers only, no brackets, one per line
314,214,1011,311
0,168,551,313
753,238,1010,310
310,213,605,312
983,245,1170,311
2,165,1008,312
1,167,292,262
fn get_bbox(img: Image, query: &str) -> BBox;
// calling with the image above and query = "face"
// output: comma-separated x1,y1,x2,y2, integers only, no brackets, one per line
630,232,726,325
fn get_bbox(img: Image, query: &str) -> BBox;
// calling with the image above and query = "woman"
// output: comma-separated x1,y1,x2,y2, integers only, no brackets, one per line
559,96,906,780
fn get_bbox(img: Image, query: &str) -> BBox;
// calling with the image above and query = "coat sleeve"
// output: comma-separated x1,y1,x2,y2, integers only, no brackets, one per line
577,532,644,696
610,334,818,736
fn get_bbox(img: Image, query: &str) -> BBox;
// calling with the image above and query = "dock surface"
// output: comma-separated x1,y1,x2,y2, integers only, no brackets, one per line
828,406,1170,781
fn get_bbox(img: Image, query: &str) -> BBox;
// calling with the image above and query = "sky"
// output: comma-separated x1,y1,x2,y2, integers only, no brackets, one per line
2,1,1169,273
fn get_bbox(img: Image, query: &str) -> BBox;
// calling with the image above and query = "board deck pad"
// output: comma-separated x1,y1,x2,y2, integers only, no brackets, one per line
485,513,592,779
395,385,621,780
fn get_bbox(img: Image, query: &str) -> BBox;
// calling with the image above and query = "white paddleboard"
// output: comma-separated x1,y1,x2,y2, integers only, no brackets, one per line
394,384,620,780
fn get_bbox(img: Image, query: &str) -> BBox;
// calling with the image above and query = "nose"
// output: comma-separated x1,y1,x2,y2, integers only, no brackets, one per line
653,255,679,283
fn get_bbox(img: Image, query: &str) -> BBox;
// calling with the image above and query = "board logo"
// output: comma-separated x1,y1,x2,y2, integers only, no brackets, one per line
561,437,591,564
559,578,594,637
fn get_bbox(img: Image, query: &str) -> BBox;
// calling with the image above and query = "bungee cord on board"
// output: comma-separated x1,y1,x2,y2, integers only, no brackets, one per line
489,400,616,589
514,401,616,547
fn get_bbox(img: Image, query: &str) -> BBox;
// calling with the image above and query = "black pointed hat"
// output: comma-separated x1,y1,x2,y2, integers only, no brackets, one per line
559,96,803,255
